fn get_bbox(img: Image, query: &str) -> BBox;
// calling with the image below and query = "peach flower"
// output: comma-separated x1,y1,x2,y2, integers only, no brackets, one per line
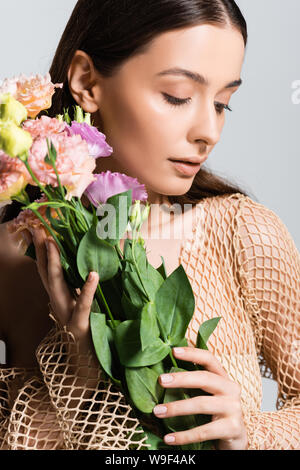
7,194,59,250
0,73,63,119
28,133,97,200
0,150,30,209
22,115,67,139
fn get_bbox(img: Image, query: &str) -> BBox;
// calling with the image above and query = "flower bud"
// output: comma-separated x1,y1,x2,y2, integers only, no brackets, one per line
125,221,132,233
84,113,91,125
129,200,142,231
0,93,28,125
137,236,145,248
63,109,71,124
56,114,64,122
74,105,84,123
0,120,33,158
141,202,150,224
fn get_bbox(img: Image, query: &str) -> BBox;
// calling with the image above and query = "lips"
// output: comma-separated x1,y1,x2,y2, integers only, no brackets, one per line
169,159,202,176
169,156,207,165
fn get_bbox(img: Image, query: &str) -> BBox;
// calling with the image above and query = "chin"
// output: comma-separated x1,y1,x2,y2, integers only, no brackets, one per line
160,177,194,196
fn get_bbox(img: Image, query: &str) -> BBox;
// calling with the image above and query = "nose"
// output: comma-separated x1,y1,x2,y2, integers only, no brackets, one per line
188,99,221,148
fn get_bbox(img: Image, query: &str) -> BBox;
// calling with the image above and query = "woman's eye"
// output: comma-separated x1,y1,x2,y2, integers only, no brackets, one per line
162,93,232,114
214,102,233,114
162,93,192,107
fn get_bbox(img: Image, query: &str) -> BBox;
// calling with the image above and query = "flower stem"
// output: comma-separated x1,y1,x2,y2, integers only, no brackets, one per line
96,284,116,328
46,139,65,200
70,199,89,232
116,242,124,259
28,208,67,260
21,154,52,201
169,352,178,368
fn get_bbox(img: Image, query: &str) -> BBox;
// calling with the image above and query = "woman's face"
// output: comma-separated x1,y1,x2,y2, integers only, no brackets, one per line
77,24,245,203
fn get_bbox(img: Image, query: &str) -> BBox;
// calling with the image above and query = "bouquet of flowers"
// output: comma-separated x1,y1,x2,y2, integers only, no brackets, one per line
0,73,221,450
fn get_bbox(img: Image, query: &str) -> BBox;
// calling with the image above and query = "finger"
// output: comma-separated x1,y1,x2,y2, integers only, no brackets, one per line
172,347,228,377
153,395,237,419
46,238,76,325
158,370,235,396
71,272,99,334
31,228,49,293
21,229,32,246
163,417,241,446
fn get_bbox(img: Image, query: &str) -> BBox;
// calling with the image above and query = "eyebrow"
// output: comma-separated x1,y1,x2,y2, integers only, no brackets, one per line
157,67,242,89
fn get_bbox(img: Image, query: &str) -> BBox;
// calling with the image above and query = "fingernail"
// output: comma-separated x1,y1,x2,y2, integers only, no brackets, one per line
153,405,167,415
160,374,173,384
89,272,97,282
164,435,175,443
173,347,185,355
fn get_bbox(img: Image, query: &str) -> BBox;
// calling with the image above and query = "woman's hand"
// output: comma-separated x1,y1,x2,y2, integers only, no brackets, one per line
153,347,248,450
28,227,99,362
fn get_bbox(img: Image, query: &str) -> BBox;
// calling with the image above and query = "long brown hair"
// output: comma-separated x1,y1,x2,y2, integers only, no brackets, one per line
1,0,256,223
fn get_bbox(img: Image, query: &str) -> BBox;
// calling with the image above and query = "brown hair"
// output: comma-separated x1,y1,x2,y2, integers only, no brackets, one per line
1,0,256,223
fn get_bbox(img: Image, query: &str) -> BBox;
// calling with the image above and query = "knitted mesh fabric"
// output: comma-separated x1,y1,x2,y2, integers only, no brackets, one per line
0,193,299,450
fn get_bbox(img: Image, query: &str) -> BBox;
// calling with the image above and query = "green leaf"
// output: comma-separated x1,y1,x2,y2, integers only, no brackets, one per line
90,312,120,384
99,190,132,246
143,263,165,301
174,337,189,347
140,302,160,351
90,315,115,377
91,297,101,313
132,240,147,273
157,256,167,280
132,243,165,300
123,238,134,267
196,317,222,350
77,221,119,282
125,366,162,413
150,361,165,377
155,265,195,345
121,291,142,320
124,241,164,301
122,271,148,307
114,320,170,367
107,319,121,329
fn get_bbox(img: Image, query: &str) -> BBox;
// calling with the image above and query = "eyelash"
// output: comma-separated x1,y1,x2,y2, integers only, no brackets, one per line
162,93,232,114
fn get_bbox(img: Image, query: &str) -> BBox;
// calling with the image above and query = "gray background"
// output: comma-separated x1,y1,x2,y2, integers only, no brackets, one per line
1,0,299,412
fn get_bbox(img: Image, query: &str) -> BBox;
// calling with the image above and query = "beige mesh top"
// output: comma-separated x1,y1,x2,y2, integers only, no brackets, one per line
0,192,299,450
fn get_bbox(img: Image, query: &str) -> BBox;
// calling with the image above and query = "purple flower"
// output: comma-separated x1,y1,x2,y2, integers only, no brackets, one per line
85,171,148,206
65,122,113,159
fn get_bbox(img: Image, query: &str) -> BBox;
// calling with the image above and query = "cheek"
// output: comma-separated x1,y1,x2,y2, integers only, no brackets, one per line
103,93,175,166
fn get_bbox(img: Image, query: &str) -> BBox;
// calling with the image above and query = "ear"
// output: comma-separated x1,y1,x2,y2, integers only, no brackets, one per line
67,50,103,114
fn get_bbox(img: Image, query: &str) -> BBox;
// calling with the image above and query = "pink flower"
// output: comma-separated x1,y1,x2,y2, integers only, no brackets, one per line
28,134,97,200
85,171,148,206
0,150,30,209
0,73,63,119
65,122,113,159
22,116,67,139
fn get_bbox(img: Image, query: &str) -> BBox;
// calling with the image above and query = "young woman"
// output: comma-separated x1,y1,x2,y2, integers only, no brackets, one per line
0,0,299,450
